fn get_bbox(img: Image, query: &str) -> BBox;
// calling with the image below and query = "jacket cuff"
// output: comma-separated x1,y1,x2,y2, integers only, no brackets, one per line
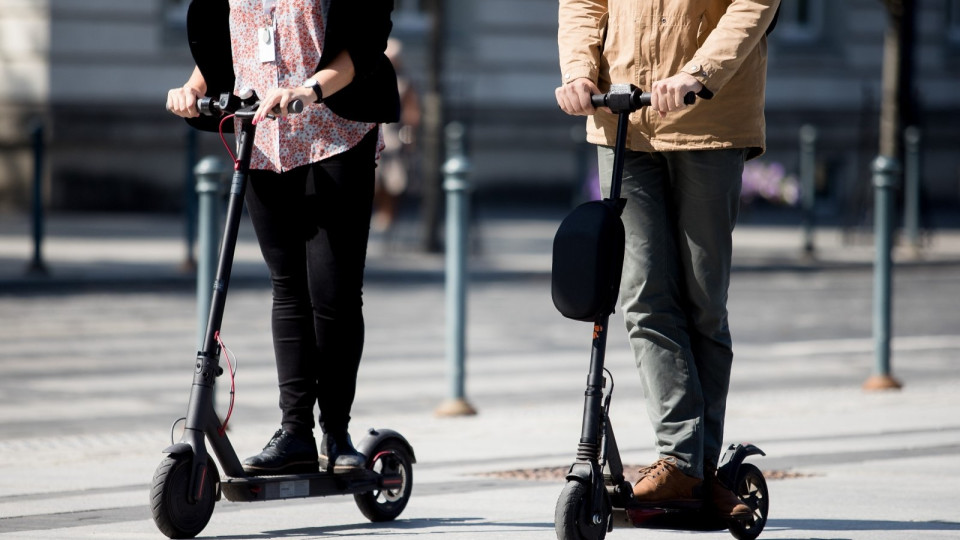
560,63,597,85
681,61,715,99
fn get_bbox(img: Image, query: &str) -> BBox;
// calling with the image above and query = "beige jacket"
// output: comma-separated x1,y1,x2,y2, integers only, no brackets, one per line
558,0,781,159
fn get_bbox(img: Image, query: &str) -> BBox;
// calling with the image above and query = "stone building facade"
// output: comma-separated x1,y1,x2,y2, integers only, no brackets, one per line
1,0,957,217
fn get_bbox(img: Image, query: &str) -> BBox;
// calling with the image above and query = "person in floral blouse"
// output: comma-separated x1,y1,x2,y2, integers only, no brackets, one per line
166,0,399,475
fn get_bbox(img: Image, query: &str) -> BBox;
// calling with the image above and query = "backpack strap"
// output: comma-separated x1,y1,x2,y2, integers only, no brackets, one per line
766,5,781,36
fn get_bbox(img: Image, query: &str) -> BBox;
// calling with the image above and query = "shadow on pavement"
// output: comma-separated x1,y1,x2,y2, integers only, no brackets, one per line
768,518,960,534
242,518,554,539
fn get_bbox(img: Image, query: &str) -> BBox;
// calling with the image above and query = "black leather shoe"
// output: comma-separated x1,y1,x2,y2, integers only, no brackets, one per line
318,432,366,473
243,428,319,475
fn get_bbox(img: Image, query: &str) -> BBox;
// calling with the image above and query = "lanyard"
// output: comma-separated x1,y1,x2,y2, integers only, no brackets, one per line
259,0,277,63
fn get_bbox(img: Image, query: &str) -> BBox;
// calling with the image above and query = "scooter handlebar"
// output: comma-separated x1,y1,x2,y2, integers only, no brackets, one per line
590,85,696,113
197,94,304,117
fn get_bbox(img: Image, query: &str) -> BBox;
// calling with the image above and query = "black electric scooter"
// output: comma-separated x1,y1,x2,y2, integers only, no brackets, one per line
150,92,416,539
551,84,769,540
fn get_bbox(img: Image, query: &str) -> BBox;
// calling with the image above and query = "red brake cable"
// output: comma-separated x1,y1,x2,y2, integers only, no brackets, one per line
214,330,238,436
218,114,239,169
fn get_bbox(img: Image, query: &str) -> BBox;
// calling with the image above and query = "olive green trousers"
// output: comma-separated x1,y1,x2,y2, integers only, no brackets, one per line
598,147,745,479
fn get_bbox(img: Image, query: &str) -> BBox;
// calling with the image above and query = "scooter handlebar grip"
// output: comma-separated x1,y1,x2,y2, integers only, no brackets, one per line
633,92,694,108
197,97,216,116
271,99,304,115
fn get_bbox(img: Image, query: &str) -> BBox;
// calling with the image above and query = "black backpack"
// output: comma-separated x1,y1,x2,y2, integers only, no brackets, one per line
551,199,625,322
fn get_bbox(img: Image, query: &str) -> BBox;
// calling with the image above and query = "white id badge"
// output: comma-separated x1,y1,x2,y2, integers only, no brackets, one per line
258,25,276,63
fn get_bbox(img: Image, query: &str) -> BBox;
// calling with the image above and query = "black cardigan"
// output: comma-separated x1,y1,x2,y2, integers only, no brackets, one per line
185,0,400,131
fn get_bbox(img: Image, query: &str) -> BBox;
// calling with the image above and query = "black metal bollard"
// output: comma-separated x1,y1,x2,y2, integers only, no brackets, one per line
435,122,477,417
799,124,817,257
182,127,199,271
903,126,922,253
26,121,47,276
864,155,902,391
193,156,229,350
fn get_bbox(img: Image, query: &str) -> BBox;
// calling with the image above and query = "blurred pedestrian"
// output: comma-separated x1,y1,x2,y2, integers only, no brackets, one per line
372,38,421,233
166,0,399,475
556,0,781,519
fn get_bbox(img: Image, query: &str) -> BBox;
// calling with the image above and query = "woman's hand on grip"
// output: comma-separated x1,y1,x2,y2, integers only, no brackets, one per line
253,86,316,125
166,85,204,118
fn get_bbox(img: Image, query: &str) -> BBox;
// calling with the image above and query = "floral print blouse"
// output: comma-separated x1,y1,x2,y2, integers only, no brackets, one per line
228,0,378,172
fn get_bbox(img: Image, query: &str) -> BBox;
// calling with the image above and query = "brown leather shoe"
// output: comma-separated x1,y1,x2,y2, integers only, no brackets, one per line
632,457,702,508
704,464,752,519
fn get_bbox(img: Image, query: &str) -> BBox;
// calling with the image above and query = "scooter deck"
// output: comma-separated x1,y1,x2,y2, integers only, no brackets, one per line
220,468,394,502
612,506,729,532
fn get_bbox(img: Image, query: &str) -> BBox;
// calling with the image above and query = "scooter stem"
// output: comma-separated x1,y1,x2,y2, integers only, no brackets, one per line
607,111,630,202
181,116,258,480
200,122,253,356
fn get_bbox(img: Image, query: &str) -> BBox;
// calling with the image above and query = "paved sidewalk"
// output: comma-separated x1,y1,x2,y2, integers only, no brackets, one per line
0,209,959,539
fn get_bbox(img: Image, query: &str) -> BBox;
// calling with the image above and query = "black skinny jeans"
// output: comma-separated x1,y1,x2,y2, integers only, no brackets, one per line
244,128,377,438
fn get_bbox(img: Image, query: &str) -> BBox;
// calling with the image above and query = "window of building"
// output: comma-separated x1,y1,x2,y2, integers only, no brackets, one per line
949,0,960,44
160,0,423,36
392,0,431,35
775,0,825,44
162,0,189,45
159,0,428,50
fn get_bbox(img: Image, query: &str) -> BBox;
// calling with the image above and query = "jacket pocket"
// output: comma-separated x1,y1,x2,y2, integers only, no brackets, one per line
696,12,707,48
598,11,610,52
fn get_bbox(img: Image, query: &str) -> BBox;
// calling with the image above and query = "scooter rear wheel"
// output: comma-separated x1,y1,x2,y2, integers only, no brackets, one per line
727,463,768,540
150,454,219,539
354,439,414,522
555,480,608,540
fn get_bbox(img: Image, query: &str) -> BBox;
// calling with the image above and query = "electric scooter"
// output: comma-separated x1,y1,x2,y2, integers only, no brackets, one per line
551,84,769,540
150,91,416,539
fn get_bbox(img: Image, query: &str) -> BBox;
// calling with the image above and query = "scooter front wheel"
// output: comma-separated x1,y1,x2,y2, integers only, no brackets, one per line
354,439,414,522
555,480,608,540
727,463,769,540
150,454,219,539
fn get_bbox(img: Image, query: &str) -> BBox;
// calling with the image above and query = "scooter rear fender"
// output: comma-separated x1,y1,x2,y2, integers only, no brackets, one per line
716,443,765,490
356,428,417,464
